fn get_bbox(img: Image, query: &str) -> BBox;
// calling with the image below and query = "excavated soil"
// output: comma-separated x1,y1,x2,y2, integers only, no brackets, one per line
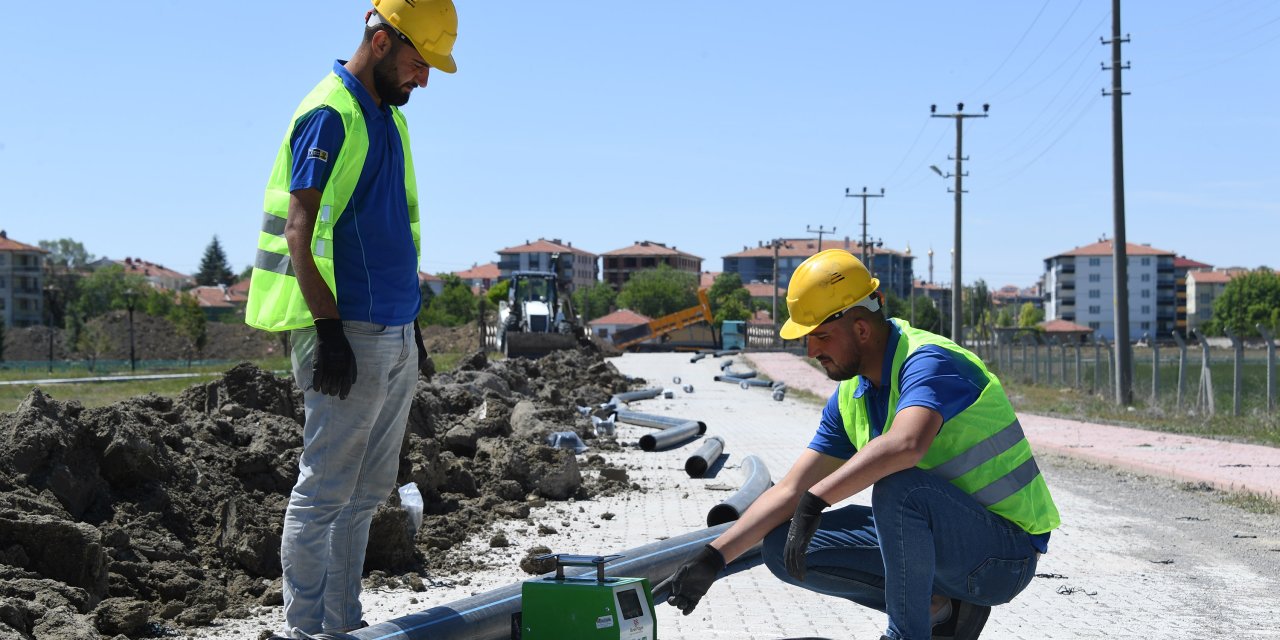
0,347,641,639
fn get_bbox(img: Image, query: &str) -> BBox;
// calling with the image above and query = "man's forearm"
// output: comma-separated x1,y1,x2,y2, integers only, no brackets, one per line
710,483,803,563
284,189,340,321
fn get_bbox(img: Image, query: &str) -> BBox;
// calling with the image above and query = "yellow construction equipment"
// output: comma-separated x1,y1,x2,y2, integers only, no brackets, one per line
611,289,713,351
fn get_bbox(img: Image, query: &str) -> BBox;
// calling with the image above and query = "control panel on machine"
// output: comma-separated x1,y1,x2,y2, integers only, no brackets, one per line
517,553,657,640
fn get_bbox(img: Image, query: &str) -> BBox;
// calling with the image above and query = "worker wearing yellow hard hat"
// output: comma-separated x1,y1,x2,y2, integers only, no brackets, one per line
661,249,1059,640
247,2,458,638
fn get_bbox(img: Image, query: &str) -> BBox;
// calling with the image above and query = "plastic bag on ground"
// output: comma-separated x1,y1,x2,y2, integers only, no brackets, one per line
398,482,424,537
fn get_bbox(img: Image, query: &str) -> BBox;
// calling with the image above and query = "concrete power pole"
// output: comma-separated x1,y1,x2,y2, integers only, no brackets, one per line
1104,0,1133,406
844,187,885,270
806,225,836,253
931,102,989,343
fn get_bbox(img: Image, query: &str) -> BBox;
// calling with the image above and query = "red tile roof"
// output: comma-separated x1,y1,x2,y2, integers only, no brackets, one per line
117,257,192,281
588,309,651,326
455,262,500,279
499,238,597,258
700,271,719,288
0,233,45,252
1050,240,1174,258
227,278,251,295
189,285,246,308
1188,270,1237,285
1174,256,1213,270
418,271,443,283
1040,319,1093,333
601,241,701,260
745,282,786,298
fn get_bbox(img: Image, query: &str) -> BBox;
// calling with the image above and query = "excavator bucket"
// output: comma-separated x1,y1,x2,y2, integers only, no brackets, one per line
503,331,580,359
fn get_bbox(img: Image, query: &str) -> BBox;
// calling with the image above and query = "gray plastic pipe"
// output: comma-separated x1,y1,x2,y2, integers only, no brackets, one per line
639,419,705,451
610,387,665,405
706,455,773,526
615,410,701,431
350,522,758,640
684,436,725,478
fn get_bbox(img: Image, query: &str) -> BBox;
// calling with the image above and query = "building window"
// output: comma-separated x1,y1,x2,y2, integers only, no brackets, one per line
1089,273,1101,282
1141,321,1151,330
1141,289,1151,298
1089,290,1100,299
1141,305,1151,314
1088,305,1101,314
1141,257,1151,266
1088,321,1100,330
1199,294,1211,304
1088,258,1101,267
1141,273,1150,282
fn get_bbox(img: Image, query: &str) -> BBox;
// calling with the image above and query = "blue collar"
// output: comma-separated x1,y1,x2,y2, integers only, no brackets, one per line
333,60,388,120
851,321,902,399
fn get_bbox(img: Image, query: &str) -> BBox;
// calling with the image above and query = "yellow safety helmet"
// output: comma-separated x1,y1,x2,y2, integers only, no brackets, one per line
779,249,881,340
371,0,458,73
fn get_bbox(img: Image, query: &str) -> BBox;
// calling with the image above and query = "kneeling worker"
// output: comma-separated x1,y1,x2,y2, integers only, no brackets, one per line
659,249,1059,640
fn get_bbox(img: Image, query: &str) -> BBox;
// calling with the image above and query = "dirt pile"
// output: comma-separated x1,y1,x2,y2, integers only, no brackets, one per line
0,347,640,639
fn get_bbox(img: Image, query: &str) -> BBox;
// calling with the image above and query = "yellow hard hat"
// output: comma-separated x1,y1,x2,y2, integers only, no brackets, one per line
779,249,880,340
371,0,458,74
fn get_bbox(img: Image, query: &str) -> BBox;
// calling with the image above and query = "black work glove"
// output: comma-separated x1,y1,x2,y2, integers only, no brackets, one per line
310,318,357,400
783,491,830,581
413,321,435,378
654,544,725,616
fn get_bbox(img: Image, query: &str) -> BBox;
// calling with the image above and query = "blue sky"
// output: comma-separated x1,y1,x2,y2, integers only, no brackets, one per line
1,1,1276,290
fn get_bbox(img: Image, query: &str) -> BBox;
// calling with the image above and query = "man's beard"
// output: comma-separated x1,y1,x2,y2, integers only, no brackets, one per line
818,356,859,381
373,53,412,107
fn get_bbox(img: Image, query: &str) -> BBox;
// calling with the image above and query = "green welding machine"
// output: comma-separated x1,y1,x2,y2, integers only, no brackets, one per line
516,553,657,640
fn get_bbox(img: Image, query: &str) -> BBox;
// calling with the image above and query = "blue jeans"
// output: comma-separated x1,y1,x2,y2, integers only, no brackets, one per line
281,321,417,636
763,468,1039,640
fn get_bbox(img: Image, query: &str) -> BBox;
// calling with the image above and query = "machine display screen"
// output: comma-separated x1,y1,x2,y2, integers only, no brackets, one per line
617,588,644,620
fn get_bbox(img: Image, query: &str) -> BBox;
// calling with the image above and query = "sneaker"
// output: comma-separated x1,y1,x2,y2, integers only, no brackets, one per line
931,598,991,640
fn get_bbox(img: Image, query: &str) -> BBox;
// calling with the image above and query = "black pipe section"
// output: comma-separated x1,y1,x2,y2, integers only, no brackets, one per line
351,522,757,640
639,419,705,451
713,349,742,357
721,368,757,379
706,455,773,527
615,410,698,430
690,352,709,363
684,436,725,478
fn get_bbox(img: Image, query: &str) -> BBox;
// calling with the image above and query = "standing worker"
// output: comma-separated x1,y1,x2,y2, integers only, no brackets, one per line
659,249,1059,640
244,1,457,638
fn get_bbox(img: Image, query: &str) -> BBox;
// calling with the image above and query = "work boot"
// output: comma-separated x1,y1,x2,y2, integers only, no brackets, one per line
931,598,991,640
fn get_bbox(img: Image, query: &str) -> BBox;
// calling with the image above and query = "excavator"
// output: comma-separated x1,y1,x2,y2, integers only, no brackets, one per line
497,254,587,358
610,288,714,351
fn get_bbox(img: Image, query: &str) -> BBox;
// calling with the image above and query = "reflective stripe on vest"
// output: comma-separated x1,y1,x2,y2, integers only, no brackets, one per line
838,319,1061,535
244,72,420,332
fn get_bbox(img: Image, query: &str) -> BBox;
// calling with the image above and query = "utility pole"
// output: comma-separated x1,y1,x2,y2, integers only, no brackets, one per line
844,187,885,270
771,238,782,326
931,102,989,345
1103,0,1133,406
806,225,836,253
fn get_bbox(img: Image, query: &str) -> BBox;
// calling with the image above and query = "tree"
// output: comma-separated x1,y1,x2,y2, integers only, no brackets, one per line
571,281,616,324
196,235,236,286
38,238,95,270
1018,302,1044,329
616,265,698,318
169,294,207,365
63,265,174,347
995,307,1015,328
963,279,991,338
421,274,477,327
1209,269,1280,337
707,273,752,328
0,319,6,362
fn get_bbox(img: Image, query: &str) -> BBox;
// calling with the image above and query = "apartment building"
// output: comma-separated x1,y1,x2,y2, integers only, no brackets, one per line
0,230,47,328
722,237,915,299
1185,269,1245,334
600,241,701,289
1043,239,1189,341
496,238,598,290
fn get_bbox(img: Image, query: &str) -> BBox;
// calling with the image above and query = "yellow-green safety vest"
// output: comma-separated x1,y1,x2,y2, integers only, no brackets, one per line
245,72,421,332
838,319,1060,535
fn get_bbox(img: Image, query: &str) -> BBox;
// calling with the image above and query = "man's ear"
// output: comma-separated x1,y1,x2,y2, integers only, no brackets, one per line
370,29,394,59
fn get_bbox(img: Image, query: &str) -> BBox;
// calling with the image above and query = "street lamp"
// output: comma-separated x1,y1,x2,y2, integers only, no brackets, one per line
123,288,137,373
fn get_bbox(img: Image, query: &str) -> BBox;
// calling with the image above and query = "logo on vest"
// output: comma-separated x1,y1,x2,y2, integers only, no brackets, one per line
307,147,330,162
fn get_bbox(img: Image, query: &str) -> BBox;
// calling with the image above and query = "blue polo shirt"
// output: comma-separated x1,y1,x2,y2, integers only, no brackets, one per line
808,322,1050,552
287,60,421,326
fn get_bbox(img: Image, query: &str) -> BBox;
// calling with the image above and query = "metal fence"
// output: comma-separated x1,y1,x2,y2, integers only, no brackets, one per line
982,327,1276,417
